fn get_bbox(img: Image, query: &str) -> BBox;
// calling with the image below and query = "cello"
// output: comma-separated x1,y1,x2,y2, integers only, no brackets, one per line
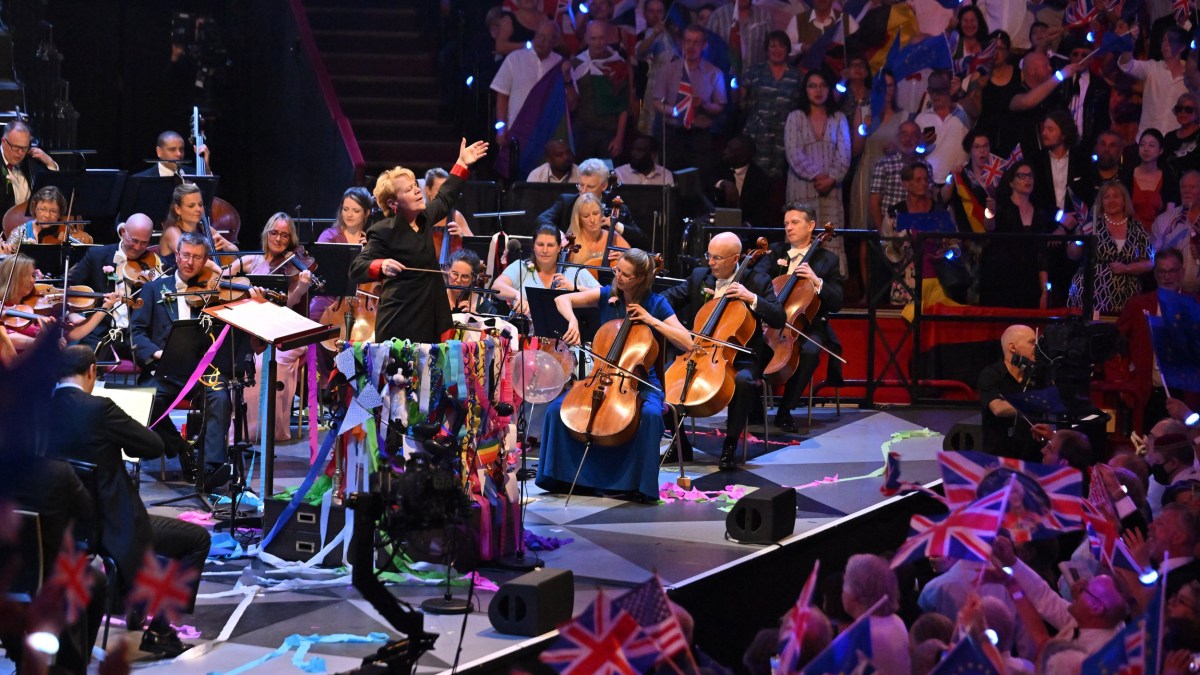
762,223,837,384
663,237,771,418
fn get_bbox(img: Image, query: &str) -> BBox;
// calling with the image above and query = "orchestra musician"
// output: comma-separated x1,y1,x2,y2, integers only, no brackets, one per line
159,182,238,260
662,232,786,469
349,138,489,344
67,213,159,351
308,186,373,322
0,120,59,215
536,158,647,249
3,186,68,250
538,248,693,501
492,224,599,315
752,202,844,433
46,346,209,658
227,213,312,441
445,248,494,313
132,130,210,178
425,167,475,238
0,253,121,353
569,192,629,273
130,231,235,488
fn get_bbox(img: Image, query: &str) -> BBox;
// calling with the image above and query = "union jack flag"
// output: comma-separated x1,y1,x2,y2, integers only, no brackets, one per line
978,153,1007,189
540,589,660,674
49,530,93,624
1067,186,1090,225
779,561,820,672
127,553,199,623
938,450,1084,543
674,76,695,130
881,452,903,496
890,480,1013,568
1064,0,1103,27
1175,0,1194,23
954,39,998,77
612,576,689,663
1002,143,1024,170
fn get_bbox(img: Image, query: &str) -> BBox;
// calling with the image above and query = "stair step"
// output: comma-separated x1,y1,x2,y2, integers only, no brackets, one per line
303,0,403,8
304,6,417,31
351,118,455,137
313,29,424,54
332,74,439,98
341,96,441,120
360,139,460,165
323,52,435,75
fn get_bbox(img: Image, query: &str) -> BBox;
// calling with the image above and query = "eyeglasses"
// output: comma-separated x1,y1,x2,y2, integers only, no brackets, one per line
176,252,204,262
267,231,291,239
447,272,473,281
614,268,639,280
123,233,152,247
1015,172,1034,179
704,252,737,262
3,137,30,152
1175,105,1197,114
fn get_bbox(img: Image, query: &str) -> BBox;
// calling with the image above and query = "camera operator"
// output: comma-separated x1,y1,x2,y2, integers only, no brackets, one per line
979,324,1042,460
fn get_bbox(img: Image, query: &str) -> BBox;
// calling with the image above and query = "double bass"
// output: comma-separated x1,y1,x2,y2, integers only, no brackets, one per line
663,238,770,418
762,223,837,384
190,106,241,249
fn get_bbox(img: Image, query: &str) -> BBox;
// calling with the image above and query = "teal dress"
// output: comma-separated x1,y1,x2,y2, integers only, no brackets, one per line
535,286,673,500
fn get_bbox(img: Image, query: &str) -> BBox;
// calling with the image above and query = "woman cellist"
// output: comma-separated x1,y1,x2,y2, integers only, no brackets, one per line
567,193,628,278
1,253,120,353
424,168,474,269
492,224,598,315
159,183,238,261
227,213,311,441
536,248,693,502
3,186,68,250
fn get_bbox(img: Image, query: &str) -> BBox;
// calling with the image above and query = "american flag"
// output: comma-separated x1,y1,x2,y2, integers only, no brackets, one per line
938,450,1084,543
127,553,199,623
890,480,1013,568
778,561,820,672
978,153,1007,189
540,589,660,674
612,576,689,662
674,72,695,130
50,530,93,624
1064,0,1103,27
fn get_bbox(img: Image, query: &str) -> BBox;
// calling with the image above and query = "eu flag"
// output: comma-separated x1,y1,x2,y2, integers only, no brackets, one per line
887,34,954,80
1149,289,1200,393
930,635,1000,675
1003,386,1068,422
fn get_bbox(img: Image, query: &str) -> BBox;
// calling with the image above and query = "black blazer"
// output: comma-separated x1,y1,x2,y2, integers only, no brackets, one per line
0,155,50,215
661,265,785,364
707,162,772,229
753,243,844,377
1030,148,1093,214
68,244,121,345
46,386,164,585
10,456,94,581
536,193,646,250
129,272,181,367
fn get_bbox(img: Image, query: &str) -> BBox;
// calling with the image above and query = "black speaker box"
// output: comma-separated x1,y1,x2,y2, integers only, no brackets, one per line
943,414,983,451
488,567,574,637
262,499,347,567
725,485,796,543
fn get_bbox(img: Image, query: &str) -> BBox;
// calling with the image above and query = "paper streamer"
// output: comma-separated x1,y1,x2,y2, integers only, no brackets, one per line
149,323,232,428
204,631,388,675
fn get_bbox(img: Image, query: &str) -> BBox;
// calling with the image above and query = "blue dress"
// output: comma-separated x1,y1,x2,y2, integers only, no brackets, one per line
535,287,673,500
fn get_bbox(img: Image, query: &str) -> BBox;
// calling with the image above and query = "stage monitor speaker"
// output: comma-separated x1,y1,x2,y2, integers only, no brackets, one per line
725,485,796,543
944,414,983,451
488,567,574,636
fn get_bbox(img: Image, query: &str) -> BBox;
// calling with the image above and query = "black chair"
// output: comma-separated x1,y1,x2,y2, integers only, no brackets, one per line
506,182,577,237
6,510,44,603
64,459,122,649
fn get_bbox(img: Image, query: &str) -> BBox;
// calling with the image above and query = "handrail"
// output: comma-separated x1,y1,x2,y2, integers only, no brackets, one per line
286,0,366,185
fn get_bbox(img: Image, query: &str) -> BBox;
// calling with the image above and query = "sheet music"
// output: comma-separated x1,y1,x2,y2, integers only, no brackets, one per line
92,383,156,463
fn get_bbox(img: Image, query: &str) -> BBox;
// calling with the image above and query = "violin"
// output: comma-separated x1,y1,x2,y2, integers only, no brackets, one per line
118,251,166,293
2,189,93,246
22,283,115,314
762,224,837,385
178,269,287,308
663,237,771,418
559,286,660,446
447,270,492,312
2,304,44,330
269,245,326,292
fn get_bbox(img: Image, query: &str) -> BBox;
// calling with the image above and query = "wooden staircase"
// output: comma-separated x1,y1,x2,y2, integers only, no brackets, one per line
301,0,459,180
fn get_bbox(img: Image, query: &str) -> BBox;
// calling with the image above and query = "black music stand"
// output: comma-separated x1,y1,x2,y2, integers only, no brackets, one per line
151,318,220,510
244,274,291,298
524,287,601,343
19,242,94,277
294,218,336,246
309,242,361,298
30,169,126,222
699,225,787,246
117,175,218,223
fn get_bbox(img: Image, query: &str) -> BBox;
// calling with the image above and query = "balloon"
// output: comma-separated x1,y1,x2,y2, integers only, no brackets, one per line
510,349,569,404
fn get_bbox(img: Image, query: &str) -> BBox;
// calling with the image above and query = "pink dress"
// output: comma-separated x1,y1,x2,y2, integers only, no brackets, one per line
240,255,305,442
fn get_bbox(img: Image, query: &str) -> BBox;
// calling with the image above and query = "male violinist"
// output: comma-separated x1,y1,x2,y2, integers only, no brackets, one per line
536,157,647,250
132,130,210,178
0,120,59,214
130,231,233,488
67,213,159,352
752,202,844,433
662,231,785,469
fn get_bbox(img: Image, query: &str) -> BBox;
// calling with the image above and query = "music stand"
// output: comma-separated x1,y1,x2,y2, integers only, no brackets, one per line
151,318,220,510
524,287,601,343
18,242,93,276
203,299,339,496
117,175,218,223
309,242,362,298
294,218,336,245
652,275,686,293
244,274,291,298
31,169,127,219
700,225,787,246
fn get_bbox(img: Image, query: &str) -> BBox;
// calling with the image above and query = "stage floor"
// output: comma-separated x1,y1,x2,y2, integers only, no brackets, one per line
34,404,975,674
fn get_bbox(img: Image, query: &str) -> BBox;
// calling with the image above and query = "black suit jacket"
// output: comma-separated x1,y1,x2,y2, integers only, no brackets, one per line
129,272,182,367
1166,558,1200,600
1030,148,1093,214
46,386,164,583
708,162,772,229
10,456,94,581
68,244,121,345
753,243,844,377
536,193,646,250
0,155,50,215
661,265,785,364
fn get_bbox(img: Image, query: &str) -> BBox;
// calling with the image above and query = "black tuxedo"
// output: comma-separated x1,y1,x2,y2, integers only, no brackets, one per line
707,162,772,229
129,272,231,464
0,155,50,215
662,265,785,445
1030,148,1093,215
46,386,209,615
753,243,844,411
536,193,647,250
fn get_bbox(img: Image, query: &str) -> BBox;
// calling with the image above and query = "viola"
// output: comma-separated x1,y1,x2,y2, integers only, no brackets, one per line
663,237,771,418
23,283,111,314
559,287,660,447
762,223,837,384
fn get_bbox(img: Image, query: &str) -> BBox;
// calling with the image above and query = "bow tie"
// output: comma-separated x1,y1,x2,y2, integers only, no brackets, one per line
5,164,15,172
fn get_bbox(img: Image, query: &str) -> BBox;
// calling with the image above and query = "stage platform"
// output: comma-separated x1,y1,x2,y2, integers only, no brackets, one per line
27,404,974,674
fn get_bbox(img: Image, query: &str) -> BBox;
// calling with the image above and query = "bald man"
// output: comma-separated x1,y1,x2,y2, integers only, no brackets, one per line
67,213,159,351
978,324,1041,460
662,231,785,469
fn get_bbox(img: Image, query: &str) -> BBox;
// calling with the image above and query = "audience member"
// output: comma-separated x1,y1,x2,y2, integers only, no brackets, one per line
705,0,771,77
914,71,970,185
841,553,910,675
708,134,771,229
1164,92,1200,176
1150,172,1200,293
614,134,674,185
653,23,727,176
526,139,581,183
635,0,678,135
492,18,563,147
1124,128,1180,228
980,160,1052,309
568,19,633,159
1119,26,1190,137
740,30,802,183
1067,181,1153,316
1147,432,1200,517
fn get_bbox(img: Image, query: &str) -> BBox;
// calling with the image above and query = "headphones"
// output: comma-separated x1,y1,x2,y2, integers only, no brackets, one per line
1010,352,1033,370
